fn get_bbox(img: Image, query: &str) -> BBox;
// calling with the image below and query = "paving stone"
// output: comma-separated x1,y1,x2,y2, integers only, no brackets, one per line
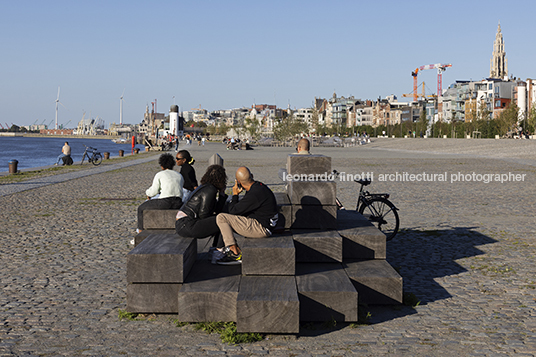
1,141,535,355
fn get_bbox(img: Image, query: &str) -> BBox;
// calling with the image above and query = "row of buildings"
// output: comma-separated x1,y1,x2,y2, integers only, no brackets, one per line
138,23,531,138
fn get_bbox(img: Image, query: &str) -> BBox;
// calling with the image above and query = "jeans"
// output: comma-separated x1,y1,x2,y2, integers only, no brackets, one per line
56,153,66,164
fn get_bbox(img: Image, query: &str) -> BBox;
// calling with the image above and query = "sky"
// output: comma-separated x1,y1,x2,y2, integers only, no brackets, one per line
3,0,536,128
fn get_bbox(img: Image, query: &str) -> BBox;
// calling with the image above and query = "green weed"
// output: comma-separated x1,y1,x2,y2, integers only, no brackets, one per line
118,309,139,321
193,322,263,345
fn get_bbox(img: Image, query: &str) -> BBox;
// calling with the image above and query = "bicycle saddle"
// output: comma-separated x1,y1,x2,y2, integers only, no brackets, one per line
355,178,372,186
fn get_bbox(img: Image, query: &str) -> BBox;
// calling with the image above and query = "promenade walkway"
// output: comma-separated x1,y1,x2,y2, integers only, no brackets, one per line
1,140,535,356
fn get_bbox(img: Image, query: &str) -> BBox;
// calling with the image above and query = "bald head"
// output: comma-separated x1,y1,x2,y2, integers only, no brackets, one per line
236,166,253,184
297,138,310,153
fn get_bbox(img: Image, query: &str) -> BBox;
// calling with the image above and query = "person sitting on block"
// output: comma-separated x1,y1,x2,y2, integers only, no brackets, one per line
215,166,278,265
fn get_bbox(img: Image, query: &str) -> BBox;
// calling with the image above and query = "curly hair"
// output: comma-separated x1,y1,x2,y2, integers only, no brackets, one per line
200,165,227,191
158,153,176,170
177,150,195,165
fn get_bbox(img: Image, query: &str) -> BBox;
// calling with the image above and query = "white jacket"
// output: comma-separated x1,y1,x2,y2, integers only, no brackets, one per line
145,169,184,199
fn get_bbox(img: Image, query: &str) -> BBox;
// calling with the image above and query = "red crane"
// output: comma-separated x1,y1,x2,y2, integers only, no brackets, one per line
411,63,452,102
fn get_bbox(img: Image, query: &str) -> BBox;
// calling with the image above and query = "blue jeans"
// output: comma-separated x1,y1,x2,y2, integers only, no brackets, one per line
56,153,66,164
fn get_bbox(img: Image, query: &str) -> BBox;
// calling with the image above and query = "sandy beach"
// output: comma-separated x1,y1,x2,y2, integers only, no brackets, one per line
0,138,535,356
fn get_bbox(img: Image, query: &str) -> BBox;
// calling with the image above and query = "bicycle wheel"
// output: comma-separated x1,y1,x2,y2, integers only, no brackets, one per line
358,197,399,241
92,153,103,166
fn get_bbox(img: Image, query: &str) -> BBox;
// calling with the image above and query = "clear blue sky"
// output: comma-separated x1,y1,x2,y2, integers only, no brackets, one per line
2,0,536,127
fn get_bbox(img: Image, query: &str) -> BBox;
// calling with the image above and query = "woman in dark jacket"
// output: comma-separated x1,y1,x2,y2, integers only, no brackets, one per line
175,150,198,202
175,165,227,239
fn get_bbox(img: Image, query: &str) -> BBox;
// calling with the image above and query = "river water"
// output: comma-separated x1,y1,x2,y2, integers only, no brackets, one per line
0,136,145,172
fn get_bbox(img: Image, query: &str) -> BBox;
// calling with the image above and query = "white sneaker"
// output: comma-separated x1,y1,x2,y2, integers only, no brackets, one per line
129,239,135,245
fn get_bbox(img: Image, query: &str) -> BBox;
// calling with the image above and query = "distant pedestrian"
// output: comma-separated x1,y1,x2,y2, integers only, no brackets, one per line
55,141,71,165
201,137,206,146
175,137,179,151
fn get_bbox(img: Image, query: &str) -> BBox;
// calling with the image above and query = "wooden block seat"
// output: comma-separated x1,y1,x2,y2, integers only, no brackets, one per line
344,259,403,305
337,209,386,260
287,181,336,206
133,229,175,247
142,209,179,230
296,263,358,322
237,276,299,333
127,233,196,283
292,230,342,263
178,259,241,322
240,233,295,276
127,283,181,313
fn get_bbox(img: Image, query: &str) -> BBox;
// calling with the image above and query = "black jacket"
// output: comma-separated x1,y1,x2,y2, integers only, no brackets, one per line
180,164,198,191
180,184,226,220
229,181,278,230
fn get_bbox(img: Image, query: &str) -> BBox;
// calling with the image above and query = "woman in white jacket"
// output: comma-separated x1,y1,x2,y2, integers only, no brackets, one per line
137,153,184,232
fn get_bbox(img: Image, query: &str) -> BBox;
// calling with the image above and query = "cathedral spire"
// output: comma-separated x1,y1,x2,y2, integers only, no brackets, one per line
490,21,508,79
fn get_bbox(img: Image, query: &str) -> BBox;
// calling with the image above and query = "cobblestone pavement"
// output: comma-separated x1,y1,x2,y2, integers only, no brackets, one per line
1,139,535,356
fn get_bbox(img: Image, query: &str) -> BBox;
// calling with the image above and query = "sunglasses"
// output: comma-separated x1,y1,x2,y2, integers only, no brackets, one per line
176,157,185,161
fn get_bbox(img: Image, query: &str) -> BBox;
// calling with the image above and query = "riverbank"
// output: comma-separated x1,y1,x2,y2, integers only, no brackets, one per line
1,140,535,355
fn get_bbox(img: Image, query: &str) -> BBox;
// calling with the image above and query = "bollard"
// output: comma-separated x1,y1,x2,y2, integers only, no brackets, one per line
8,159,18,174
119,150,124,157
134,148,140,154
103,152,110,160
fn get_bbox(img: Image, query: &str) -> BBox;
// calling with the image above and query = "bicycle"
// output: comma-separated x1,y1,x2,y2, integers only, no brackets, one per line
333,170,400,241
81,145,103,166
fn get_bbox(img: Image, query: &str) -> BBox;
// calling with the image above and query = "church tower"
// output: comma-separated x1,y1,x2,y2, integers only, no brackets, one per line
489,22,508,79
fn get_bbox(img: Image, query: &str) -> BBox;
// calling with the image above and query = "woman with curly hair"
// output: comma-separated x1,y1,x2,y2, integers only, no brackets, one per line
137,153,184,233
175,150,198,202
175,165,227,241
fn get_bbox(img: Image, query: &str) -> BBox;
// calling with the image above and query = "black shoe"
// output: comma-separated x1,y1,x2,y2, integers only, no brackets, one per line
216,247,242,265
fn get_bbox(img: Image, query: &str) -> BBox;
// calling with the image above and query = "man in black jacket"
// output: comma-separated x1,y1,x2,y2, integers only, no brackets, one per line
215,166,278,265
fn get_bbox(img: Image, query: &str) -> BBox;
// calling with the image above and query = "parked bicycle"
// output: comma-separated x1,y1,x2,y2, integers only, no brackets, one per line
81,145,103,166
333,170,400,241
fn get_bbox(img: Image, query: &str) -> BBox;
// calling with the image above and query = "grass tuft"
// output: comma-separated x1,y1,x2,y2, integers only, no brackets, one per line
193,321,263,344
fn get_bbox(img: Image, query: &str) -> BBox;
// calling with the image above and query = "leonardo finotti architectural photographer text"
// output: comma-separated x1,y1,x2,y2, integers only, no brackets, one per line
283,172,527,184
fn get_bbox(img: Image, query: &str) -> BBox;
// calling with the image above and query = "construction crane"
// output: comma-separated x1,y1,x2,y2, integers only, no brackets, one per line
0,123,4,129
402,82,437,100
411,63,452,102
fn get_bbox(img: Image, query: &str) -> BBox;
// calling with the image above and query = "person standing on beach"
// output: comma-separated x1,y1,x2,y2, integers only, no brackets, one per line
55,142,71,165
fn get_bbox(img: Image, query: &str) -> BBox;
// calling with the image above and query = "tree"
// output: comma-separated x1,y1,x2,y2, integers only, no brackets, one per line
244,116,261,140
417,107,428,137
495,103,518,137
272,111,309,141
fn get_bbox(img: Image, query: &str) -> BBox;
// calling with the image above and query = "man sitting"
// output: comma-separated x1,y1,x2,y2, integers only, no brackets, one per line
215,167,278,265
55,141,71,165
277,137,311,182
